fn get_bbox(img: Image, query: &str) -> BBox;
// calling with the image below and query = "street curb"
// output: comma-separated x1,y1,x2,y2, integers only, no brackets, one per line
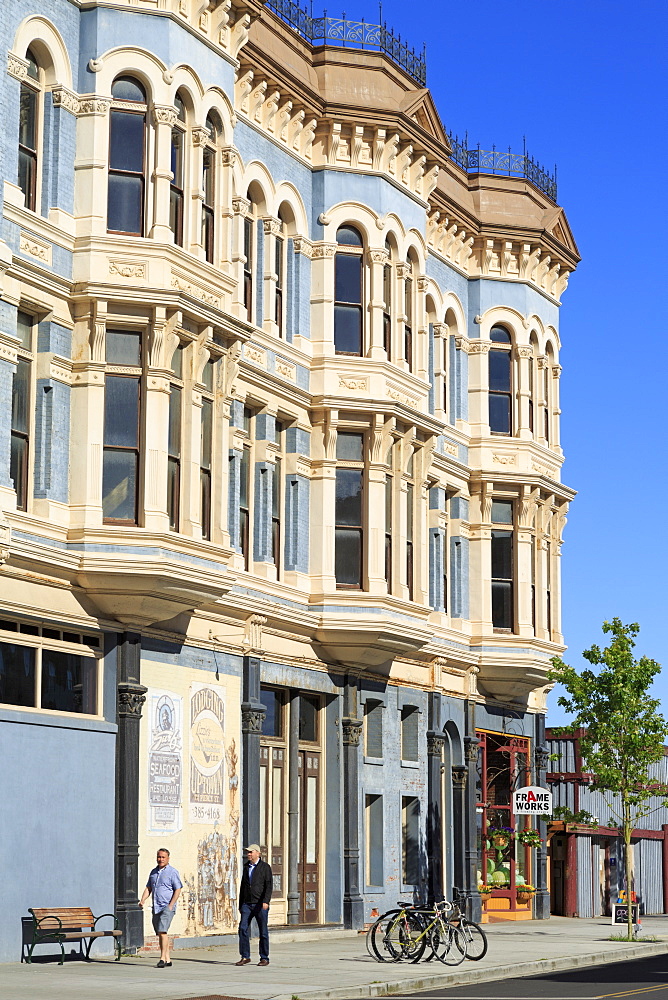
270,941,668,1000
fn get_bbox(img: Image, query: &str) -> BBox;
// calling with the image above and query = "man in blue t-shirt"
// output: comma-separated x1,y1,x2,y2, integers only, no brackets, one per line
140,848,182,967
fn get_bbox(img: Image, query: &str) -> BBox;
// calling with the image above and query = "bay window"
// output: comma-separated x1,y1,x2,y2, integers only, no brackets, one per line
202,114,219,264
108,76,147,235
489,325,512,435
103,330,142,524
334,226,364,356
169,94,186,246
18,49,40,211
11,311,34,511
491,499,514,631
167,344,185,531
335,432,364,588
200,359,215,540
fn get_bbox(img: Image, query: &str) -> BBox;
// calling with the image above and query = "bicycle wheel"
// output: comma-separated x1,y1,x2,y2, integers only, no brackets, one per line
369,911,403,962
400,911,427,962
460,919,487,960
429,922,466,965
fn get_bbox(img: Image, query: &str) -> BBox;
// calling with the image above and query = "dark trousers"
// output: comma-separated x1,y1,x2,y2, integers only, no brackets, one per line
238,902,269,961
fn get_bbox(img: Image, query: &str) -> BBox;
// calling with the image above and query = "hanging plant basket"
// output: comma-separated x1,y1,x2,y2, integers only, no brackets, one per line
516,829,542,848
516,886,536,904
492,832,511,848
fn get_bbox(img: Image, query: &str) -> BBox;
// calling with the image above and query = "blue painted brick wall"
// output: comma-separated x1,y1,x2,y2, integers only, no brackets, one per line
450,535,470,619
283,473,309,573
34,379,70,502
286,427,310,456
253,461,273,563
0,358,15,489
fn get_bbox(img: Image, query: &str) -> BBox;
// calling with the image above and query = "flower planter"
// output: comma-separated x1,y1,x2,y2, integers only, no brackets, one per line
516,891,535,905
492,834,510,848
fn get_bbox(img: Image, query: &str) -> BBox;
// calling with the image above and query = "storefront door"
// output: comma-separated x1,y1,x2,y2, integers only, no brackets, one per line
297,749,320,922
476,731,533,915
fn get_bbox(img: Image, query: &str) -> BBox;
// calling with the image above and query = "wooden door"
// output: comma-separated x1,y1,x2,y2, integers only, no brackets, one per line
297,750,320,922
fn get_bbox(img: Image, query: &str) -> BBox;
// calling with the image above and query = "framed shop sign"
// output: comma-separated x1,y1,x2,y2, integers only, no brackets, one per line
512,785,552,815
612,903,639,924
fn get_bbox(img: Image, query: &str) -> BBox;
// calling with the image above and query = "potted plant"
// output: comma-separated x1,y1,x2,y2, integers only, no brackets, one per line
516,883,536,904
478,883,493,896
516,828,542,848
490,826,513,848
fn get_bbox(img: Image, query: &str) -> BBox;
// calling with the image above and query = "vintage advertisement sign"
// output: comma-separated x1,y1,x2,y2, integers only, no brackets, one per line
148,689,183,834
512,785,553,815
189,683,226,824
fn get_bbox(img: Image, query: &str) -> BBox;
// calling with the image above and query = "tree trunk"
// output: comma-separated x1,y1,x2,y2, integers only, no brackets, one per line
624,798,633,941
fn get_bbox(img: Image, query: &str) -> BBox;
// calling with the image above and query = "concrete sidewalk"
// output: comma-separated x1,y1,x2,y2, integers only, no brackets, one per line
2,916,667,1000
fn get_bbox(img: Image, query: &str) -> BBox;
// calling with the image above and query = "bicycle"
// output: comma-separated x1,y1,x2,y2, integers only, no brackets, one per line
368,898,467,965
449,887,488,961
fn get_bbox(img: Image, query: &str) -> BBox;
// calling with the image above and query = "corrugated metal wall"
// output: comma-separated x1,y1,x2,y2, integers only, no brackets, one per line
636,838,664,914
576,835,594,917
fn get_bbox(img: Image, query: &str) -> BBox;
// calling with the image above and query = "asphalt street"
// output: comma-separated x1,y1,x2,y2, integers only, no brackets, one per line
384,953,668,1000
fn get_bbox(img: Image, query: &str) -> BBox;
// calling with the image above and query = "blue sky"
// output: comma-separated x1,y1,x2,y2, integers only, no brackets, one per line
333,0,668,723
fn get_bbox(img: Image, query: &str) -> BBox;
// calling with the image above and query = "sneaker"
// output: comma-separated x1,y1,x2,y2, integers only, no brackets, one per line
156,960,166,968
165,962,172,967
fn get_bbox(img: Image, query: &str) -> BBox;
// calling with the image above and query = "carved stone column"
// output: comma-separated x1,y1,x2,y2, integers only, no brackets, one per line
242,654,266,852
451,764,468,902
426,730,446,903
342,674,364,928
287,689,300,924
151,105,178,241
114,633,147,952
463,734,482,921
366,248,388,360
516,346,533,440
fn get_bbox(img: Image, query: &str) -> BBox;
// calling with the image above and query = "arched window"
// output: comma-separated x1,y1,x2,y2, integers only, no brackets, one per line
108,76,147,235
403,259,414,372
528,336,538,435
383,239,393,358
489,325,512,435
243,195,256,324
169,93,186,246
18,49,41,211
275,213,287,338
202,113,220,264
334,225,364,356
544,346,554,445
405,450,415,600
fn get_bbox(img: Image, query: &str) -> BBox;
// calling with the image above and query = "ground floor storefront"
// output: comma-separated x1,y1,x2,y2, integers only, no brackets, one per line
1,609,554,961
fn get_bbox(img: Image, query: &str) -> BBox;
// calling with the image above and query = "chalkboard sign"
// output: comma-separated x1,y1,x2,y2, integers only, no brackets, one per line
611,903,639,925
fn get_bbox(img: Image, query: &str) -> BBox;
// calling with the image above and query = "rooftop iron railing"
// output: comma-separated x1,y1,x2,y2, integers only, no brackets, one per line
264,2,558,202
265,0,427,86
446,133,558,202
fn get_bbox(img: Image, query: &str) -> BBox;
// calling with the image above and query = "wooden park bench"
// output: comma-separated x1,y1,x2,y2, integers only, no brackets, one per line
24,907,122,964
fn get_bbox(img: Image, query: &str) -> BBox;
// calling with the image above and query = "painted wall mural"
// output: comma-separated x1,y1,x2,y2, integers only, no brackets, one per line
147,690,183,834
140,661,241,939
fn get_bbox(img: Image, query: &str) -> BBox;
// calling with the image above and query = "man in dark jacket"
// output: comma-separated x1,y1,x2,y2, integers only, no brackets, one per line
235,843,273,966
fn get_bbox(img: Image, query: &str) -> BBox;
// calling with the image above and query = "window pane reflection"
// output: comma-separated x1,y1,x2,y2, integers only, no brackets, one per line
102,450,138,521
299,694,318,741
104,377,139,447
0,641,35,708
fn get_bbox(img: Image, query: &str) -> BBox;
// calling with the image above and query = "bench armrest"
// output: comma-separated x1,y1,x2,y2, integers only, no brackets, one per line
33,914,63,932
93,913,119,931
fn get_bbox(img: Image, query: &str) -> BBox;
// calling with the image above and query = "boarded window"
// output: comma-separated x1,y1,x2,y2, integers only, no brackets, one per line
401,706,419,761
366,794,384,886
365,700,383,758
402,795,419,885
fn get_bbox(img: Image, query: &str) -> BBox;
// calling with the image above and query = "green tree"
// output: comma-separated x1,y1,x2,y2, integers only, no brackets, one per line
549,618,668,941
